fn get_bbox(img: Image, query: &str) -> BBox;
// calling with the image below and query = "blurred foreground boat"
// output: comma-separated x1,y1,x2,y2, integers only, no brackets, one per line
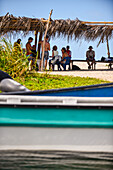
1,82,113,97
0,83,113,152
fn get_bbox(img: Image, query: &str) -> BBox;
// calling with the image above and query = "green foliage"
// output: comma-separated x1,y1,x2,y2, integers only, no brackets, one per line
0,37,28,78
14,72,109,91
0,38,109,91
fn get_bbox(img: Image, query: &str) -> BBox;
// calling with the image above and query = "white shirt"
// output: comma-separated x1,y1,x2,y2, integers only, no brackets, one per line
53,50,58,56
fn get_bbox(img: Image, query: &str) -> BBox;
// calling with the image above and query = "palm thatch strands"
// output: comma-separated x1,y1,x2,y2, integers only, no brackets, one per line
0,13,46,35
0,13,113,40
0,13,113,59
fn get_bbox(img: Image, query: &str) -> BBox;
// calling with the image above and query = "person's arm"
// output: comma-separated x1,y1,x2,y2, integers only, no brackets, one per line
69,50,71,57
26,43,32,54
47,43,50,51
52,51,54,58
62,53,64,60
18,44,22,52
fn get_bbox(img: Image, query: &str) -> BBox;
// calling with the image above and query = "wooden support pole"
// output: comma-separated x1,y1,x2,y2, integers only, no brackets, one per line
81,21,113,25
11,19,113,25
41,9,53,71
106,35,110,58
34,31,38,50
37,31,43,59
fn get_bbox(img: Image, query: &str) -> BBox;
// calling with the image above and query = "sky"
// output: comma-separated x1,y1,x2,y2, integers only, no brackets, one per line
0,0,113,60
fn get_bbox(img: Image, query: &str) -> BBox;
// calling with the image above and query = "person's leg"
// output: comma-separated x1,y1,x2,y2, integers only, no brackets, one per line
45,59,48,69
28,59,32,71
44,51,49,70
32,58,36,69
55,60,61,71
58,62,60,71
60,63,64,71
52,64,54,71
91,59,96,69
86,59,91,69
49,60,52,70
63,64,66,71
28,54,33,71
87,59,90,66
91,59,95,65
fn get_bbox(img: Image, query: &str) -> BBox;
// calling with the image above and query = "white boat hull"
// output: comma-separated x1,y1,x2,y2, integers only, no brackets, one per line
0,126,113,152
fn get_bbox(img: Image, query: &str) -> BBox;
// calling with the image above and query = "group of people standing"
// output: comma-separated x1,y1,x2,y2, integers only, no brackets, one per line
14,35,72,71
13,36,95,71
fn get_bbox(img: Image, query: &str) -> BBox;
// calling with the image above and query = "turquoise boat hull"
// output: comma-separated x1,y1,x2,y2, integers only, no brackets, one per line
0,106,113,128
0,96,113,128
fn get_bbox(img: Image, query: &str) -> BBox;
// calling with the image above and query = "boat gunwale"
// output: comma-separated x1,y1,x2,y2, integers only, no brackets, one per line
0,82,113,95
0,103,113,109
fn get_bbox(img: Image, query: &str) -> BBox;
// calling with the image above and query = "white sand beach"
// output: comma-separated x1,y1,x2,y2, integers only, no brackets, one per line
39,62,113,82
49,70,113,82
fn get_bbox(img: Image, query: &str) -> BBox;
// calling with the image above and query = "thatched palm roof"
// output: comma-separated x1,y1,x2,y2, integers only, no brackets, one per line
0,13,46,34
0,13,113,45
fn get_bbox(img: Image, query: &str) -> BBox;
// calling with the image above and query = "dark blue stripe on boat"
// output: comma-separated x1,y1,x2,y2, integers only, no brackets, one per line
1,83,113,97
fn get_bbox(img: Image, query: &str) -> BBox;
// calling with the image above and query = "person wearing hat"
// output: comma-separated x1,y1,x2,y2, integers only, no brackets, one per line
86,46,95,69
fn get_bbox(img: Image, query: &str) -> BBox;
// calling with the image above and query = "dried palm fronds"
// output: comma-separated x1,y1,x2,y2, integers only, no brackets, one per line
0,13,113,46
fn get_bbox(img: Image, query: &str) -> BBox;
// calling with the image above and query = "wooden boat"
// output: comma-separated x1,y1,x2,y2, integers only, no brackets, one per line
0,93,113,152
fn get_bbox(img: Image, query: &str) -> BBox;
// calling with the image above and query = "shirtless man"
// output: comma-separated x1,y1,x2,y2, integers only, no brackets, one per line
26,37,33,57
26,37,34,70
40,35,50,69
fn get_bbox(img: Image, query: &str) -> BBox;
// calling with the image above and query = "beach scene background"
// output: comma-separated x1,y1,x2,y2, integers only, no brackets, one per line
0,0,113,61
0,0,113,169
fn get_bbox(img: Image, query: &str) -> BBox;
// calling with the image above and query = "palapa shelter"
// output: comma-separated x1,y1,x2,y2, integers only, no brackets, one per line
0,12,113,59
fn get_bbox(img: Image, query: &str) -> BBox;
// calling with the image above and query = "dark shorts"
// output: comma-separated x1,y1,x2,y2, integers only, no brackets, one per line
44,51,49,60
87,57,94,61
26,54,33,61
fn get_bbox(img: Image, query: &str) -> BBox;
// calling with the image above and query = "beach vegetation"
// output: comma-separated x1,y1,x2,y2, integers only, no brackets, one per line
0,38,109,91
0,37,28,78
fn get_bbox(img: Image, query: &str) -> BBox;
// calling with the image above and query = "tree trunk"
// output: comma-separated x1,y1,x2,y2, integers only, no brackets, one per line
106,35,110,58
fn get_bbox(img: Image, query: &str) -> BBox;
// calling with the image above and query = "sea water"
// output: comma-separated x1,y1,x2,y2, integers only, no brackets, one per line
0,150,113,170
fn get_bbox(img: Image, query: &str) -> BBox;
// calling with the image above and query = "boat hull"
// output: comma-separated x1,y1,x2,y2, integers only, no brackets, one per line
0,126,113,152
0,105,113,128
0,95,113,152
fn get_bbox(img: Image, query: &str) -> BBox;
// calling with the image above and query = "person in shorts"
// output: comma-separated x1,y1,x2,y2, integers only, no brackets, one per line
40,35,50,69
26,37,34,70
86,46,95,69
